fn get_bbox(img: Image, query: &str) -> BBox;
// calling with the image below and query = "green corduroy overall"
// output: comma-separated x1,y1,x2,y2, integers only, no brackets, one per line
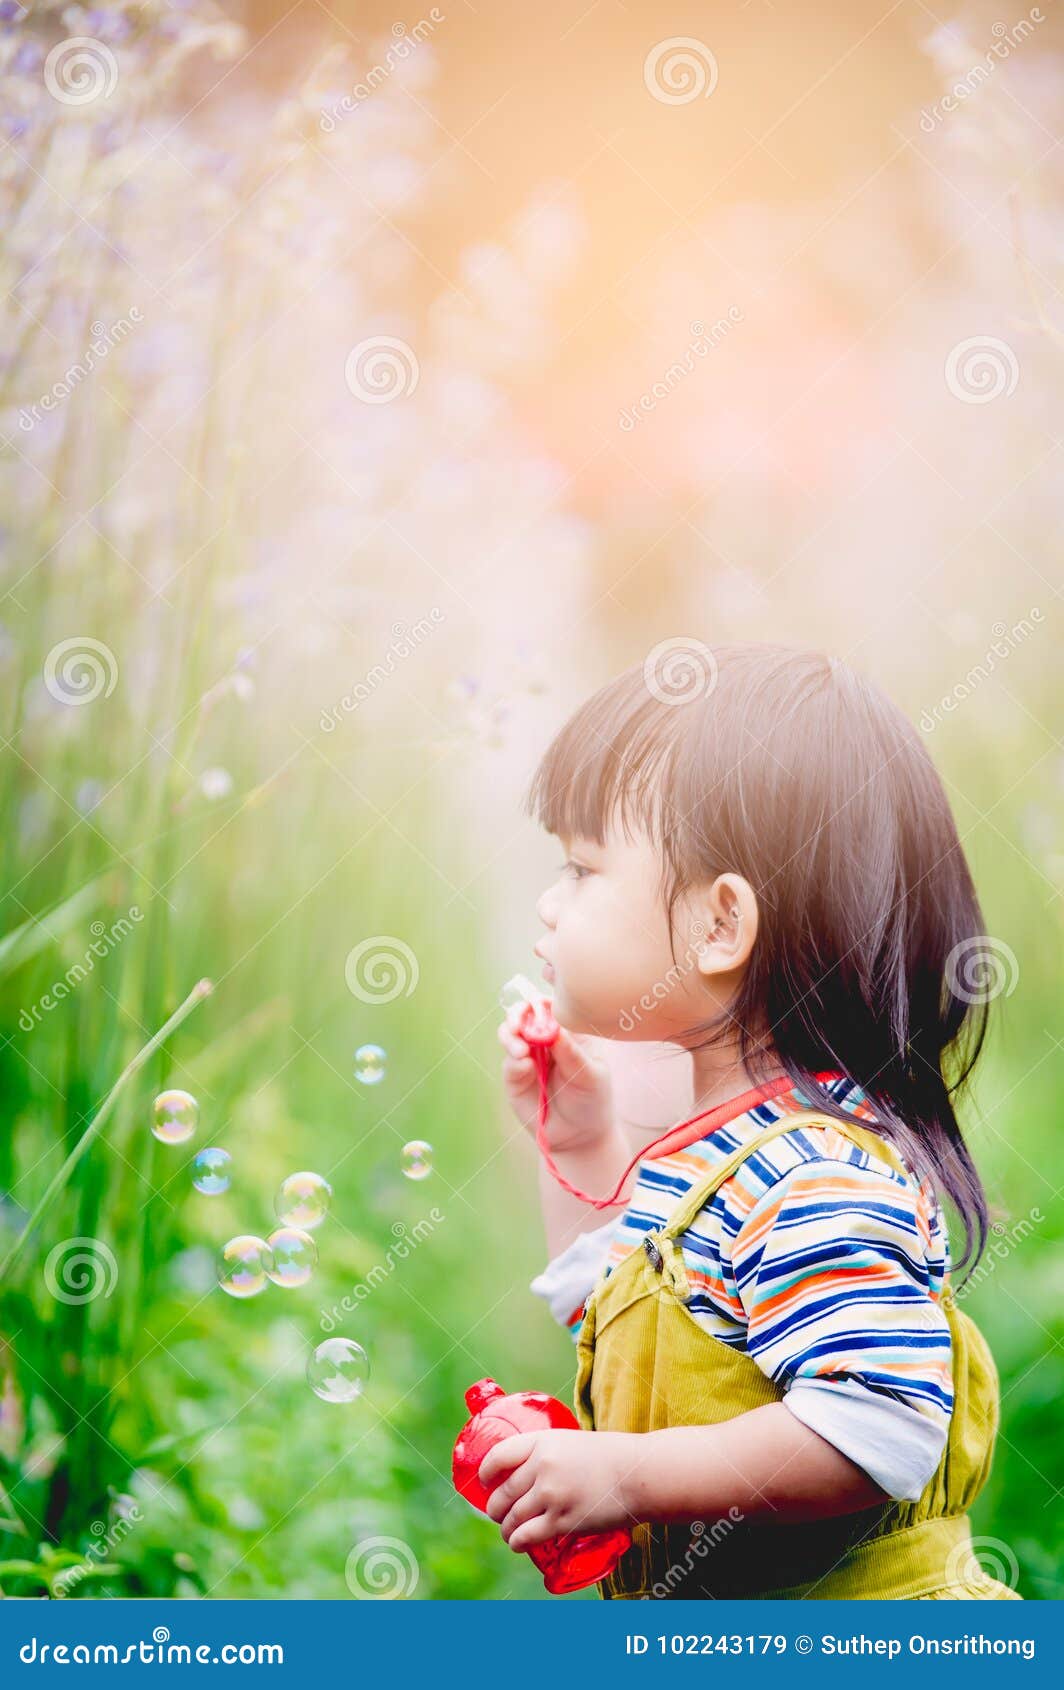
573,1110,1020,1600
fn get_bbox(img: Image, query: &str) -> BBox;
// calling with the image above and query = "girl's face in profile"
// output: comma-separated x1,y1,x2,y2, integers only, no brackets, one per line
532,819,732,1041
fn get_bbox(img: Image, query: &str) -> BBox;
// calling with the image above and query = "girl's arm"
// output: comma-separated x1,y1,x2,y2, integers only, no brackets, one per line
535,1128,634,1259
500,1015,649,1258
619,1404,887,1523
503,1019,692,1257
479,1404,887,1552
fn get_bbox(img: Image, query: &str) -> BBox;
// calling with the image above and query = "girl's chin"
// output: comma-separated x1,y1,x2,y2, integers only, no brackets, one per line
553,997,635,1039
548,989,585,1031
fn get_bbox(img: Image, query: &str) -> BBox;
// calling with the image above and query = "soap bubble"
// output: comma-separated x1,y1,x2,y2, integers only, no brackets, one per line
266,1227,318,1288
191,1147,231,1195
275,1171,332,1231
152,1089,199,1145
353,1043,387,1085
307,1337,370,1403
218,1235,274,1299
199,766,233,800
400,1140,433,1180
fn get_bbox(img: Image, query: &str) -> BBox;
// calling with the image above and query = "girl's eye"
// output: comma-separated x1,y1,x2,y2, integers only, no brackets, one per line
559,859,592,881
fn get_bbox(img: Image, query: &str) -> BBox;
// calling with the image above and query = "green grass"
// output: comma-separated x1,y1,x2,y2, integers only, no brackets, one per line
2,639,1060,1601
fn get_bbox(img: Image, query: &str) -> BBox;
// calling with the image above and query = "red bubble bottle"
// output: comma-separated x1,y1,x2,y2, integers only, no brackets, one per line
452,1377,632,1594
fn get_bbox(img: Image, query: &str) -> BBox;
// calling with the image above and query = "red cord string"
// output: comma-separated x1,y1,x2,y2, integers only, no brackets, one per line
517,1000,841,1211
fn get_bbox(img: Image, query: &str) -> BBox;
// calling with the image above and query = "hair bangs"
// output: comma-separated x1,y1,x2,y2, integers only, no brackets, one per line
524,669,681,850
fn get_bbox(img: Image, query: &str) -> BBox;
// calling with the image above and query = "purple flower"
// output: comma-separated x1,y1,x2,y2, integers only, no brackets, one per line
12,41,43,73
93,119,130,155
84,9,134,43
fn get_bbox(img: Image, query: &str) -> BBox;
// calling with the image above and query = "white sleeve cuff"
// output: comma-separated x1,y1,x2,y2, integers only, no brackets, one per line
529,1219,617,1329
782,1377,949,1501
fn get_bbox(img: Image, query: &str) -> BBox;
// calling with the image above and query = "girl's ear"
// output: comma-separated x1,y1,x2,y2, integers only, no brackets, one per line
692,873,759,977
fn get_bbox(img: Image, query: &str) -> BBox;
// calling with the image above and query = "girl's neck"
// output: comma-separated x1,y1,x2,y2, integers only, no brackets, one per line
687,1040,790,1116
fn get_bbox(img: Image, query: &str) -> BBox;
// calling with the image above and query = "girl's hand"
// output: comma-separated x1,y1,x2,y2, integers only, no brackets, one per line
478,1429,635,1552
497,1010,616,1154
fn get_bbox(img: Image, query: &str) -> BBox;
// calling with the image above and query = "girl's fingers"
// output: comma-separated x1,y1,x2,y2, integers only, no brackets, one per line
483,1464,530,1523
478,1433,533,1491
499,1488,547,1545
550,1029,602,1085
549,1029,580,1072
501,1051,535,1085
507,1512,555,1553
496,1018,519,1051
497,1014,531,1060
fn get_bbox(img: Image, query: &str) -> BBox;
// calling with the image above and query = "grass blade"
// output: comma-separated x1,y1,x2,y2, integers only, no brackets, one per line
0,979,214,1284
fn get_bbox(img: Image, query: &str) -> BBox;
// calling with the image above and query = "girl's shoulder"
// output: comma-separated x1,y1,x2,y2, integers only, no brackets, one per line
631,1084,948,1259
746,1109,912,1185
670,1098,912,1192
683,1103,946,1249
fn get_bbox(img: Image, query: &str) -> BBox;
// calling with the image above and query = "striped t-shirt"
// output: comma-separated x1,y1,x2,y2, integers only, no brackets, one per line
530,1075,954,1501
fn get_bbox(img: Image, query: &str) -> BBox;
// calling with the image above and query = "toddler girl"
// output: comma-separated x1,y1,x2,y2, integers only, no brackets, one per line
483,642,1018,1600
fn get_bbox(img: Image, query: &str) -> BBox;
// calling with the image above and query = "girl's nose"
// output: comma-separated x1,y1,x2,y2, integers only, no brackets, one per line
535,886,558,928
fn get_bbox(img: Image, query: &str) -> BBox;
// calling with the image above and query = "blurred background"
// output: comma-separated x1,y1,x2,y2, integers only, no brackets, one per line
0,0,1061,1599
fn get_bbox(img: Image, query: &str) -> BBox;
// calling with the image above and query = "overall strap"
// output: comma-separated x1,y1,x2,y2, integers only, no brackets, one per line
659,1109,910,1242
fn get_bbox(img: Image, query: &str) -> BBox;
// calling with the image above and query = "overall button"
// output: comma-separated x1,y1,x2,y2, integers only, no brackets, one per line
643,1235,664,1272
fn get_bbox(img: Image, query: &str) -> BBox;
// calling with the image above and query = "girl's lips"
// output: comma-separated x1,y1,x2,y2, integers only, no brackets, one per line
541,962,555,983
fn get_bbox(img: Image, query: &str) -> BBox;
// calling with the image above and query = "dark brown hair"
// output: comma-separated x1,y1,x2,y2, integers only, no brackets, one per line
525,642,990,1271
